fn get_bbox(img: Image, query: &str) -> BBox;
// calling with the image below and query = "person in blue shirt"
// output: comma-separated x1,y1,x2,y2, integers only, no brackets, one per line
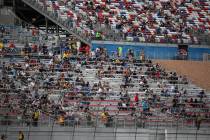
11,68,17,79
142,99,149,112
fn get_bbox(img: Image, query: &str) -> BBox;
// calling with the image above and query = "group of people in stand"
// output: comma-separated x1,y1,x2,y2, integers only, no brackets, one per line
0,37,209,140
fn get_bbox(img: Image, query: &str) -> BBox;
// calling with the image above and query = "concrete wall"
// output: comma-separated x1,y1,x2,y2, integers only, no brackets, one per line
91,41,210,61
0,7,15,24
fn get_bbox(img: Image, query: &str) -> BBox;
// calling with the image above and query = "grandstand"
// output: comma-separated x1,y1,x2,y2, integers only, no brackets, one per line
0,0,210,140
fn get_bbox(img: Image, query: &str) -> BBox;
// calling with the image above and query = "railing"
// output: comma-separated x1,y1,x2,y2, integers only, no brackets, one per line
22,0,92,46
0,117,210,140
0,117,207,129
0,24,44,45
203,53,210,61
21,0,210,45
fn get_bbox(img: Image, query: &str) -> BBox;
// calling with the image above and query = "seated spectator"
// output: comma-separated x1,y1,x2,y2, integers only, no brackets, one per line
142,99,149,113
58,114,65,126
0,41,3,52
198,90,205,101
134,93,139,103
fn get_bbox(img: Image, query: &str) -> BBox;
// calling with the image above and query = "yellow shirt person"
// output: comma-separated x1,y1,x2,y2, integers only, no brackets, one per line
58,115,65,126
0,42,3,51
18,131,24,140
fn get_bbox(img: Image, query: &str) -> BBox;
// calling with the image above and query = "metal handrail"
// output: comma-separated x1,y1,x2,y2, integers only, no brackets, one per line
22,0,92,46
0,116,210,128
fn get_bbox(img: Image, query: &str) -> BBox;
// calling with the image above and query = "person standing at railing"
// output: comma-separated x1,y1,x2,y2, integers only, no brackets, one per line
0,134,6,140
100,111,109,126
32,110,40,127
136,113,146,128
117,47,122,57
86,112,92,126
23,108,30,126
18,131,24,140
58,114,65,126
3,113,10,126
195,113,203,130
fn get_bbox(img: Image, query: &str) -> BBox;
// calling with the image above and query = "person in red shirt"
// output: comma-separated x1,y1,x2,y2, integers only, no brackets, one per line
85,45,90,56
8,41,15,49
32,44,38,53
8,41,16,53
134,93,139,103
156,71,160,79
32,28,36,36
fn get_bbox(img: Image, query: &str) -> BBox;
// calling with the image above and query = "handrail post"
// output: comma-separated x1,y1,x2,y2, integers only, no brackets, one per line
134,116,137,140
175,118,179,140
49,118,55,140
93,115,98,140
71,122,76,140
155,117,159,140
195,129,198,140
114,116,117,140
27,118,31,140
5,118,9,139
123,118,125,128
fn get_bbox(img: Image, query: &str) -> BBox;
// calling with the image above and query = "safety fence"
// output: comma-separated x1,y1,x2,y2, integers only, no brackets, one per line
0,117,210,140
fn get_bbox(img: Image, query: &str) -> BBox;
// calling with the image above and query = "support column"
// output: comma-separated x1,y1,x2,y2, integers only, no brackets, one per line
45,17,48,34
56,25,59,36
13,0,16,11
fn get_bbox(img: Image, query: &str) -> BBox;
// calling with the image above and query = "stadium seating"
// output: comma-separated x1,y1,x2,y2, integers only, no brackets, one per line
0,27,210,129
32,0,210,44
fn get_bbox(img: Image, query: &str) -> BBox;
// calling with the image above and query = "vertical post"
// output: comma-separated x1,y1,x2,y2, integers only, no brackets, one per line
27,119,31,140
13,0,15,12
93,115,98,140
0,41,3,67
155,117,159,140
165,129,168,140
49,118,55,140
45,17,48,34
56,25,59,36
175,119,178,140
0,0,3,7
5,116,9,139
114,117,117,140
195,129,198,140
123,119,125,128
134,117,138,140
12,0,16,25
71,123,76,140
